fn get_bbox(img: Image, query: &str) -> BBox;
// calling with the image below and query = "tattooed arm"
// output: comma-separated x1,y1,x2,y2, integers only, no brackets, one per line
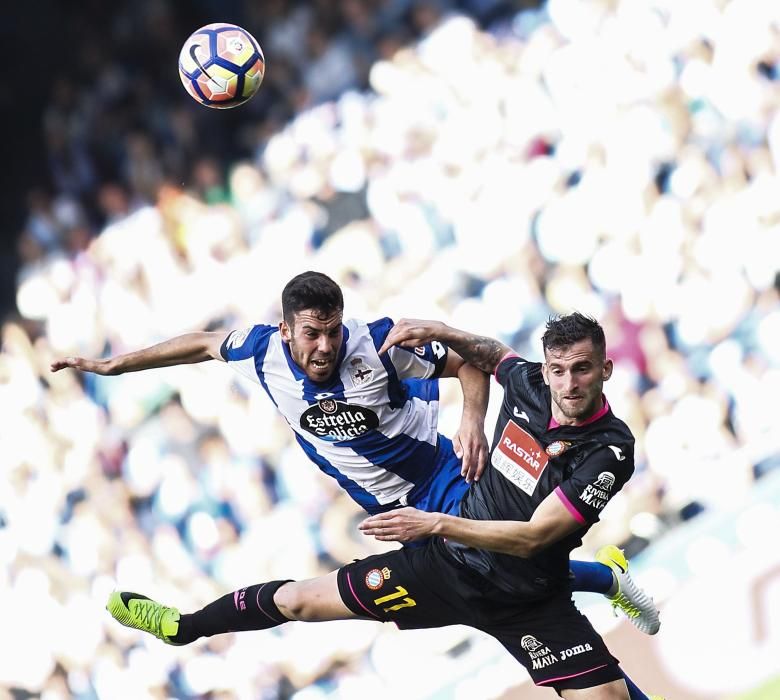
378,319,514,375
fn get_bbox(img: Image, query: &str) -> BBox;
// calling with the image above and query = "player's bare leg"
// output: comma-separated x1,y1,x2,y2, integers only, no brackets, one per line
275,571,356,621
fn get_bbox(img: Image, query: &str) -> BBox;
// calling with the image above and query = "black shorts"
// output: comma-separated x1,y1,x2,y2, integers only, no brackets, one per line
337,539,622,692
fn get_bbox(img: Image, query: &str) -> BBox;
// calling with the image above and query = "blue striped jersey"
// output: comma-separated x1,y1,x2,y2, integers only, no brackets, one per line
220,317,449,512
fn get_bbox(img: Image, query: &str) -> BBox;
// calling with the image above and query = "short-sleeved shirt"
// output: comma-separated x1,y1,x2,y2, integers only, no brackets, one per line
220,317,448,513
447,355,635,597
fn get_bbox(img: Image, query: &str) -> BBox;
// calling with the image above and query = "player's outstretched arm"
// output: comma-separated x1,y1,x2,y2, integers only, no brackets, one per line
360,493,582,557
379,318,514,375
50,332,227,376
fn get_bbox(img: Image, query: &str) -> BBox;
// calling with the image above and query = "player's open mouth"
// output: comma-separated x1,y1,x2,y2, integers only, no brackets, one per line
311,359,331,370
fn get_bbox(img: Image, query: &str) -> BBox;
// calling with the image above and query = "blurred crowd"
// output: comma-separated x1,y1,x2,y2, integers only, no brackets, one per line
3,0,780,698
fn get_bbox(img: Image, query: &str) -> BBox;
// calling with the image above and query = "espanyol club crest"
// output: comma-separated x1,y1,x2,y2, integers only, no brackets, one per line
545,440,571,458
365,568,385,590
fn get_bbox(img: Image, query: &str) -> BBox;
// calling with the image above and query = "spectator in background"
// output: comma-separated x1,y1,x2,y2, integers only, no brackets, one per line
3,0,779,697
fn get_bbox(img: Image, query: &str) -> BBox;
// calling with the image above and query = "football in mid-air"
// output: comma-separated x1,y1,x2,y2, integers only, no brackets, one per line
178,23,265,109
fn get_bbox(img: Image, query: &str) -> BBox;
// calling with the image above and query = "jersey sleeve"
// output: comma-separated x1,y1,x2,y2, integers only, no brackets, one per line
369,317,449,379
495,354,538,394
219,324,276,385
555,444,635,525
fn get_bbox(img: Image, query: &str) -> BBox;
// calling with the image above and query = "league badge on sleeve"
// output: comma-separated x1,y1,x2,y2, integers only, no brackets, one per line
226,328,251,349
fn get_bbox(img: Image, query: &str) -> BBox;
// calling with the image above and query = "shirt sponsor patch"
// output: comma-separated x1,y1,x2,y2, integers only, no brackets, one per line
520,635,559,670
491,421,549,495
300,400,380,442
579,471,616,510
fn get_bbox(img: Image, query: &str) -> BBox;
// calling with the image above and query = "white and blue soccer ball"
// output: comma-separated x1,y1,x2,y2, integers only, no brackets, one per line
178,23,265,109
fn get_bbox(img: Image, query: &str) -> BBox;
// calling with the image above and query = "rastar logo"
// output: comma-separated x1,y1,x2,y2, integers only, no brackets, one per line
491,421,549,495
497,422,548,476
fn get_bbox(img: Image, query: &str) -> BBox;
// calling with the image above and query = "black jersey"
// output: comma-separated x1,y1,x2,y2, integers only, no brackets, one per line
447,355,635,598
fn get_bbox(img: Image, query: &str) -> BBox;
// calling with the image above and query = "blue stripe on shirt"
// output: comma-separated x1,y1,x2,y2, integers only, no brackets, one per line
368,317,407,409
344,431,438,484
403,377,439,403
251,327,279,407
292,432,383,512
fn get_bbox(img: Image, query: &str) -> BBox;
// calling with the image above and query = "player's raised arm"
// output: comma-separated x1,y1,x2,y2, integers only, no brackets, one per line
439,350,489,483
50,331,227,376
379,318,515,375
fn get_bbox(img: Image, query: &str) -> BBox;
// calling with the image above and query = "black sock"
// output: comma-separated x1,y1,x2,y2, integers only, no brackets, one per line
172,580,293,644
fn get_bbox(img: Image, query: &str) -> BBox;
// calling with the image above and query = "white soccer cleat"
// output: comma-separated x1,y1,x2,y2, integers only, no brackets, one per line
596,545,660,635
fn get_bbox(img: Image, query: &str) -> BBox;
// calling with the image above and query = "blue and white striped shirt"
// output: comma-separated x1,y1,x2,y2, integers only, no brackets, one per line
220,317,448,512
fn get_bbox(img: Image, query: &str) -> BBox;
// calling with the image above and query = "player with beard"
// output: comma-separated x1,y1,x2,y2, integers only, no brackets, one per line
105,312,663,698
54,274,657,628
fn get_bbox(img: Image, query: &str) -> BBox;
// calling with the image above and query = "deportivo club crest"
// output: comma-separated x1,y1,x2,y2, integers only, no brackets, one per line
545,440,572,457
349,357,374,386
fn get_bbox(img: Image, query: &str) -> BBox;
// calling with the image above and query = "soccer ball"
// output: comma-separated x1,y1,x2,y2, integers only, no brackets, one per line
178,23,265,109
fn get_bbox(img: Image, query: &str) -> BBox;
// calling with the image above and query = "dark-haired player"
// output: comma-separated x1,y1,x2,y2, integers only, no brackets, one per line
106,312,663,699
53,273,657,627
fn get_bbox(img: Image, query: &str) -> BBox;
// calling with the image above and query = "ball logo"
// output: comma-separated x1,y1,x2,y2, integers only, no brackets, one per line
228,38,244,53
365,568,384,590
300,400,379,442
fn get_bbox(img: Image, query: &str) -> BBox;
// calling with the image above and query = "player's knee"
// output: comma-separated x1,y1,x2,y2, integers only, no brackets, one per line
274,581,314,621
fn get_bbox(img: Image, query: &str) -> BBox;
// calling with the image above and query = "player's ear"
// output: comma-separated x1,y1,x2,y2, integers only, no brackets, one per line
279,320,292,342
602,358,613,381
541,362,550,386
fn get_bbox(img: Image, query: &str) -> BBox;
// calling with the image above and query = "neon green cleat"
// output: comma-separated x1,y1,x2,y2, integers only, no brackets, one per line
595,545,660,636
106,591,183,645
